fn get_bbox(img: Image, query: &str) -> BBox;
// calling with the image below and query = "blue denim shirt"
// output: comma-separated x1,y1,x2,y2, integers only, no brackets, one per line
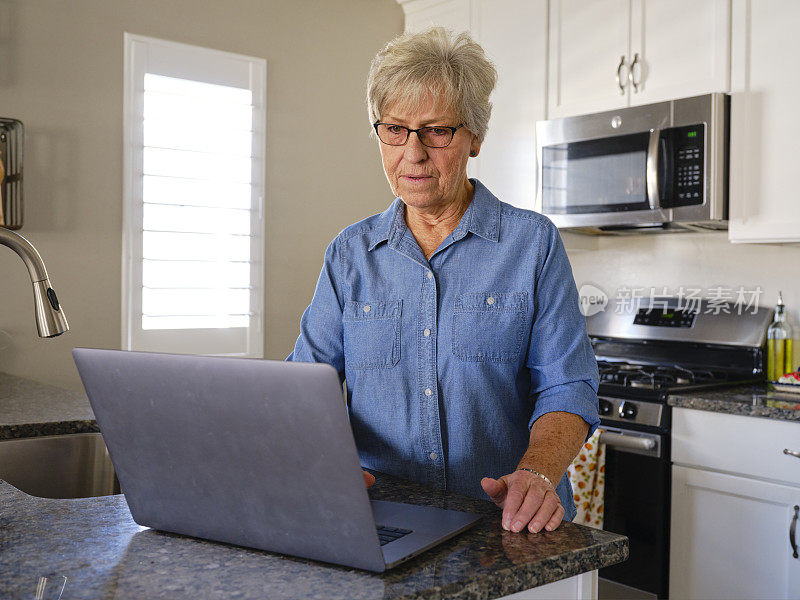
287,180,599,520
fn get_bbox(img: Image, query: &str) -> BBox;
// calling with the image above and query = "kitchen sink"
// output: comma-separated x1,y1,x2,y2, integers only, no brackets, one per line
0,433,119,498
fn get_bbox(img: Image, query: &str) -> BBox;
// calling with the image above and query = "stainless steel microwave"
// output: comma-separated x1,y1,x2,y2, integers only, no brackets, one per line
535,93,729,234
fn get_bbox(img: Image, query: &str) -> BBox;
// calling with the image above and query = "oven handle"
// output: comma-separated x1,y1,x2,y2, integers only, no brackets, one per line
646,128,661,210
599,431,656,452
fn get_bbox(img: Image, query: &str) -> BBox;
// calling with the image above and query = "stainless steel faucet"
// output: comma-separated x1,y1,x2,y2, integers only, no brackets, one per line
0,228,69,337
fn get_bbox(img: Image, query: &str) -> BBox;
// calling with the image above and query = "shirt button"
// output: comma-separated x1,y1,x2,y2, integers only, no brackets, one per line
424,388,433,397
486,296,495,305
363,305,371,313
427,271,433,280
423,328,431,337
429,452,438,461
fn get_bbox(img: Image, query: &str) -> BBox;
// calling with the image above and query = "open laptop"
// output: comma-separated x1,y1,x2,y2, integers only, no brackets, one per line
72,348,481,572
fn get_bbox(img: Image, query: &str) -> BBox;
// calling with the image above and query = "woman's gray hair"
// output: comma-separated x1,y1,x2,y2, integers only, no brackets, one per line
366,27,497,142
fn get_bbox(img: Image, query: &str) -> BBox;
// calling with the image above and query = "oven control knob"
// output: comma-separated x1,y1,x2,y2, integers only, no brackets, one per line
599,399,613,416
618,401,637,419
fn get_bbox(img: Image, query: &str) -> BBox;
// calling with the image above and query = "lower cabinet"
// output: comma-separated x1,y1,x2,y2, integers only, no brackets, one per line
499,570,597,600
670,408,800,599
671,465,800,599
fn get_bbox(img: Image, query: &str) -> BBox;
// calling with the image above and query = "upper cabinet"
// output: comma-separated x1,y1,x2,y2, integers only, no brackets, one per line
394,0,800,246
547,0,630,117
548,0,731,118
398,0,547,213
728,0,800,243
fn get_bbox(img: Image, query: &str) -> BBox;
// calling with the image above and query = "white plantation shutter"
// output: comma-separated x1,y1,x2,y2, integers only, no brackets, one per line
123,34,265,356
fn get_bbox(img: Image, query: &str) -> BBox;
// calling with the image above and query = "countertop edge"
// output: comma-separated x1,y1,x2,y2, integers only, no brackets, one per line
0,419,99,440
400,536,628,600
668,386,800,423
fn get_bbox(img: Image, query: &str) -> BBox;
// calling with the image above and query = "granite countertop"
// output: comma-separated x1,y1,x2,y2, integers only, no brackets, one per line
0,371,96,439
0,371,628,599
668,384,800,422
0,471,628,600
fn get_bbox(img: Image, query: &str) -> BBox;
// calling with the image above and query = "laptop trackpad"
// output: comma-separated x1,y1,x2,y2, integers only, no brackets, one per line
370,500,481,566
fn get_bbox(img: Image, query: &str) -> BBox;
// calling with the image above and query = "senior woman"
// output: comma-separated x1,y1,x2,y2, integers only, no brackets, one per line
288,28,599,535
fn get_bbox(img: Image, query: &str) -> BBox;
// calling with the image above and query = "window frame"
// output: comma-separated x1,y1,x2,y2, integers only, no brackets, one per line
122,33,266,357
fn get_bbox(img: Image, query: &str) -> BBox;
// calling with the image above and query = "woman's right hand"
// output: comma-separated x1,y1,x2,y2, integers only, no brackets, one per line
363,470,375,488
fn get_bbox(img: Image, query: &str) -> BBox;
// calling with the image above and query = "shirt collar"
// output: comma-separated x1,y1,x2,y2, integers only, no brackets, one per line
366,178,500,251
367,197,404,251
455,178,500,243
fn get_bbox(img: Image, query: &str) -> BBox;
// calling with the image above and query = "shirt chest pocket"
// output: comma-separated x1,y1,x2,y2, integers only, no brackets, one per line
452,292,527,363
343,299,402,369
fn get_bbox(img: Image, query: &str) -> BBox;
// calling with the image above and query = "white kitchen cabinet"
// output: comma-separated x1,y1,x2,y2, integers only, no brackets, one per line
728,0,800,243
628,0,730,106
548,0,730,118
396,0,598,250
671,408,800,599
398,0,546,211
499,570,596,599
470,0,546,212
671,466,800,600
547,0,630,117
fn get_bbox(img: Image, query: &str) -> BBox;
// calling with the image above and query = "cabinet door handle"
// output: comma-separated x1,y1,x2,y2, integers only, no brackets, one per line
629,52,641,92
616,55,628,95
791,505,799,559
784,448,800,459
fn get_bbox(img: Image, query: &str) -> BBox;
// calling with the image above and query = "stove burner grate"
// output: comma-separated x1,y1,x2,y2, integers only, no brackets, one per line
597,361,731,390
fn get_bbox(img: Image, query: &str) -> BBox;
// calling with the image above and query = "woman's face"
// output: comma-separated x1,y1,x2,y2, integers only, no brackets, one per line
378,94,481,213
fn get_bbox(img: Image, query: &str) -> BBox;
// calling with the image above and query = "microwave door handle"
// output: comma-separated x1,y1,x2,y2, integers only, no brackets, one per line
646,128,661,209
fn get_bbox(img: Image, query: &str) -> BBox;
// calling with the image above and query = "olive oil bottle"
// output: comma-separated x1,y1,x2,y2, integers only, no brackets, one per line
767,291,793,381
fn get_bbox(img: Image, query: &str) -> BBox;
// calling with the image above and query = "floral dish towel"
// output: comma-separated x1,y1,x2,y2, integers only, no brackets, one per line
567,427,606,528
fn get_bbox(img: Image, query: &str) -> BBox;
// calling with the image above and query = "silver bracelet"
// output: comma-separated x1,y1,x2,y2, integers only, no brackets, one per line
518,468,554,489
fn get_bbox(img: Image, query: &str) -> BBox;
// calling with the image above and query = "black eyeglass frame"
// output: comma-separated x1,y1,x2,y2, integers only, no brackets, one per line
373,122,464,148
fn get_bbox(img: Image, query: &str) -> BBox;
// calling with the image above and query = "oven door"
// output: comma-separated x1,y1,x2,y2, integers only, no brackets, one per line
598,426,670,600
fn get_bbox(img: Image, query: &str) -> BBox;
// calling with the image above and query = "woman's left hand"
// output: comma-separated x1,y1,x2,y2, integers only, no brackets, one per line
481,470,565,533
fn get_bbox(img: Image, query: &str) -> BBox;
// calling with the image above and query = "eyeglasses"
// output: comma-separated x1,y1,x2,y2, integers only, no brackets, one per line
373,122,464,148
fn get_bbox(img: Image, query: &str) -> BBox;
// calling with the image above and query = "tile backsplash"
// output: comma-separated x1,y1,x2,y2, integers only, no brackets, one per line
567,231,800,369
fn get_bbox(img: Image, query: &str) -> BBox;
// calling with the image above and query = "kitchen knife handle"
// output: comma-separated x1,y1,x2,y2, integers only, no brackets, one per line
616,55,627,95
784,448,800,459
790,505,798,559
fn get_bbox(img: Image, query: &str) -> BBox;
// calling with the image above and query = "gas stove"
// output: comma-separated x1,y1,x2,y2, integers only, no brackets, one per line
587,297,773,429
587,296,773,600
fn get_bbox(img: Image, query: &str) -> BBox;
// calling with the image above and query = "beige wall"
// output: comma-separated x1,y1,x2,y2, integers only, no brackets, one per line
0,0,403,390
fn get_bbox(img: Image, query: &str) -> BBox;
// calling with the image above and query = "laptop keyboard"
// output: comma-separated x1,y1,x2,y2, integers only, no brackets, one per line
376,525,412,546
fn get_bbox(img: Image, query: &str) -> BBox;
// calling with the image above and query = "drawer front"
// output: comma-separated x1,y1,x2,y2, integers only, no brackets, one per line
672,408,800,485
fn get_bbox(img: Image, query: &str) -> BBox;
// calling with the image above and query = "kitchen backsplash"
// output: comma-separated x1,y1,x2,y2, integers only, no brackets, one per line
567,231,800,369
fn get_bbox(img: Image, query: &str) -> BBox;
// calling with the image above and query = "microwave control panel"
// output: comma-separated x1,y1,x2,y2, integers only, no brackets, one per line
668,123,706,207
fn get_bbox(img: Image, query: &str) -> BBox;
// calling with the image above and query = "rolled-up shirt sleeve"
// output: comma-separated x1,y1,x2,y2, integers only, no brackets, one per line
526,221,600,437
286,239,346,382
